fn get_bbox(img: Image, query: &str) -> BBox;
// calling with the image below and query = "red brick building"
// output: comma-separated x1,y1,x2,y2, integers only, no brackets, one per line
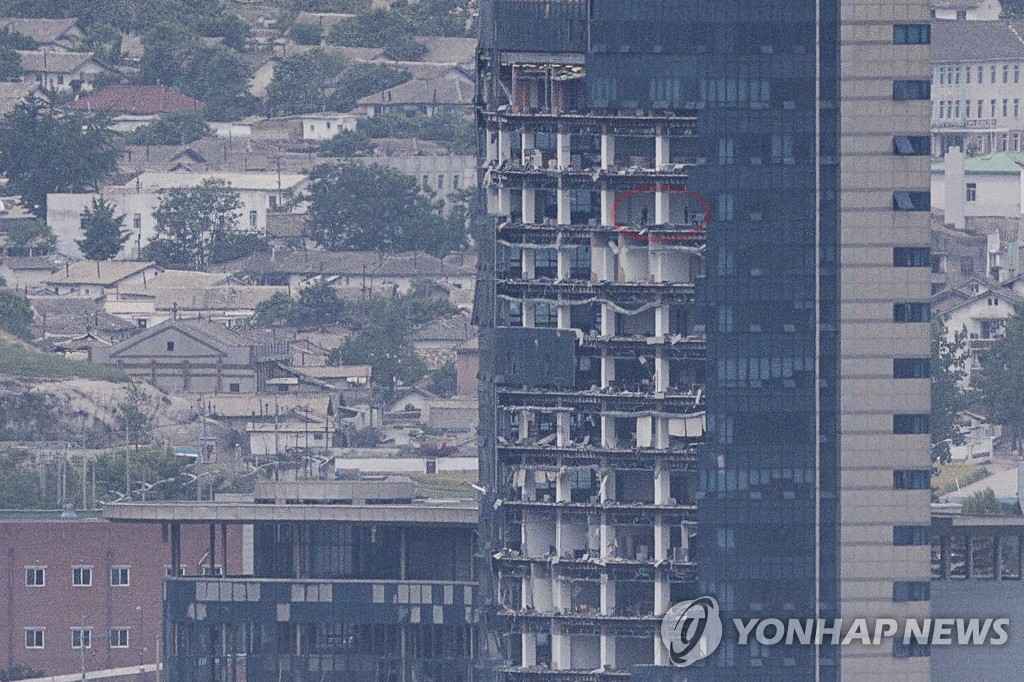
0,513,242,678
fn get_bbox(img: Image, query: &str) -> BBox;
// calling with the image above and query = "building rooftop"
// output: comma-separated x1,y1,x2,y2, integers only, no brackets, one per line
102,498,478,525
0,81,44,117
30,296,136,337
932,20,1024,62
411,314,475,343
0,17,80,44
1,255,55,271
358,76,474,107
220,250,476,277
112,171,307,193
932,151,1024,174
16,49,96,73
67,85,204,116
45,260,157,286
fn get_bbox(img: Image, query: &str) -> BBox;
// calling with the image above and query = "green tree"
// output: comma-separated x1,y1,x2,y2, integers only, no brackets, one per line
359,110,475,153
252,280,348,327
144,178,243,269
429,359,457,397
399,279,459,324
2,217,55,255
327,62,411,112
290,22,322,45
0,664,45,681
0,102,120,218
76,197,129,260
961,488,1009,516
306,162,463,255
0,288,34,340
128,110,210,146
931,320,968,464
252,292,296,327
382,33,427,61
208,231,269,265
197,13,250,52
331,301,426,402
114,380,158,450
976,312,1024,453
0,45,21,81
268,50,346,116
319,129,375,157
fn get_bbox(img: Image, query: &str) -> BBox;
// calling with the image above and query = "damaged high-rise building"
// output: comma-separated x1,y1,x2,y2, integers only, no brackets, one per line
476,1,932,681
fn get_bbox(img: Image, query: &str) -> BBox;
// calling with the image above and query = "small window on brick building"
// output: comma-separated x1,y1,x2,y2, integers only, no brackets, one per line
110,566,130,587
229,383,240,393
166,341,175,352
25,567,44,587
25,629,43,649
72,566,92,587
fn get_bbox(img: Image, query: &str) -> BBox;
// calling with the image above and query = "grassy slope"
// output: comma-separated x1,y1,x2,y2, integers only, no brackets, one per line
0,332,127,382
932,463,989,498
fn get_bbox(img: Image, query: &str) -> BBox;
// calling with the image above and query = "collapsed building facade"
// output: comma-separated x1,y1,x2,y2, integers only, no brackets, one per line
475,1,706,677
477,0,933,681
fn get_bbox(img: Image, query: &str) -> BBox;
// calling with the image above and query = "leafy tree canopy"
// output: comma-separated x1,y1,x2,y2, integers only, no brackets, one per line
976,311,1024,450
961,488,1014,516
0,102,120,218
76,196,129,260
359,110,475,154
128,110,210,146
253,280,348,328
931,320,968,464
318,129,375,157
328,62,411,112
306,162,464,256
143,178,246,269
429,359,456,398
1,217,56,255
0,288,34,340
267,49,347,116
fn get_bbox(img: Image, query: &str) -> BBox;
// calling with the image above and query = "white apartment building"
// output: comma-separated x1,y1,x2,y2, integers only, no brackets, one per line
931,20,1024,155
932,0,1003,21
47,172,308,260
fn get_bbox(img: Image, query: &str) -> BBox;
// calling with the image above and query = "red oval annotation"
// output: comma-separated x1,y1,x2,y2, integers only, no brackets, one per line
610,184,710,244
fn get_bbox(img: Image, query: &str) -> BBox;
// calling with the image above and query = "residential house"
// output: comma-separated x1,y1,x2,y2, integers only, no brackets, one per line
932,0,1003,20
30,296,138,358
0,255,55,290
930,148,1024,228
0,17,83,48
17,50,110,93
221,250,476,298
44,260,162,298
66,85,204,133
355,73,474,118
455,335,478,398
300,112,358,141
101,269,285,329
290,365,372,388
931,218,995,292
90,318,290,394
359,153,476,204
410,314,475,368
933,275,1024,384
47,172,309,259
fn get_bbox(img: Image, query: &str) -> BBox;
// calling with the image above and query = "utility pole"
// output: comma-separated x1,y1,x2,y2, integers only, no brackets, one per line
79,614,86,682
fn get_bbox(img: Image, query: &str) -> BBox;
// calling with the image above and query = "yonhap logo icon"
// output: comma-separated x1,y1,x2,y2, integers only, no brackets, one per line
661,596,723,667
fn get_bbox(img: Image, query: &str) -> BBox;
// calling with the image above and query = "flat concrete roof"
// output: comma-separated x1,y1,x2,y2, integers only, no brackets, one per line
102,501,478,526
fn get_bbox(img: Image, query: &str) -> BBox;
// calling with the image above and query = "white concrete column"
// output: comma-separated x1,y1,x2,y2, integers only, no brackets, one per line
486,127,498,163
497,187,512,216
655,128,670,168
552,630,571,670
518,411,531,442
522,633,537,667
654,354,670,393
653,417,670,450
522,249,536,279
654,573,671,616
654,304,670,337
556,412,570,448
593,241,615,282
601,352,615,388
654,184,669,224
523,302,536,328
654,635,670,665
557,248,572,279
654,518,669,561
556,468,571,503
600,517,616,559
654,466,671,505
557,188,571,224
600,574,616,615
521,188,537,224
600,304,615,335
523,468,536,501
557,130,571,169
601,630,617,669
601,130,615,169
498,128,512,162
601,415,617,449
601,188,615,225
521,131,536,164
557,304,571,330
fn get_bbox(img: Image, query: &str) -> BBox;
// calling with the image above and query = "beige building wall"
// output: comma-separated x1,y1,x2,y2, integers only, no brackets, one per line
839,0,932,679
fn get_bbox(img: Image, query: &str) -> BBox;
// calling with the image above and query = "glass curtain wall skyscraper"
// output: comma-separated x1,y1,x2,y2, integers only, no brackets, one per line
476,1,932,680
